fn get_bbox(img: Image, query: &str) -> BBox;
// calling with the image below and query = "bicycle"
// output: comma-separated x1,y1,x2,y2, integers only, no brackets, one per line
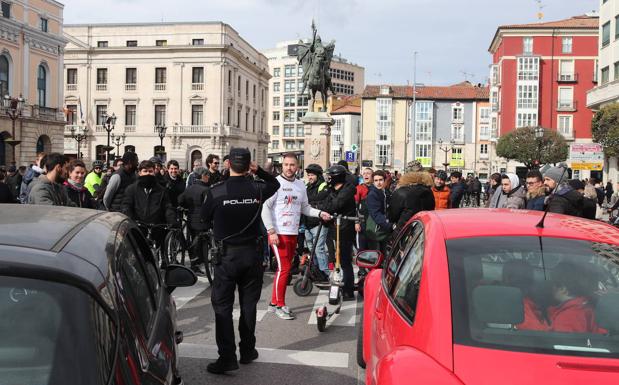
164,208,190,266
189,229,216,284
136,221,174,268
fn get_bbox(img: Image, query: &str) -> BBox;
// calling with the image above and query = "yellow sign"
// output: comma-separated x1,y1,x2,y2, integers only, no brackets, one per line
417,157,431,167
571,162,603,171
450,153,464,167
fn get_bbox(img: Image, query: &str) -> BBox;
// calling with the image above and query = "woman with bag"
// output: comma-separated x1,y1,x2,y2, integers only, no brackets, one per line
365,170,391,255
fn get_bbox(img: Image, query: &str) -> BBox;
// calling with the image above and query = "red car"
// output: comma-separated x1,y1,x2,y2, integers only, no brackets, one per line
358,209,619,385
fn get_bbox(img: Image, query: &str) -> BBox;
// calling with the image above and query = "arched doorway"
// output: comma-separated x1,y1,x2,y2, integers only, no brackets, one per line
36,135,51,154
0,131,9,166
190,149,203,169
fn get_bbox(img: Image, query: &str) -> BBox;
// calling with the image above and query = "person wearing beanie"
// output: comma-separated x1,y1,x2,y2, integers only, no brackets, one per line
543,165,584,217
432,170,451,210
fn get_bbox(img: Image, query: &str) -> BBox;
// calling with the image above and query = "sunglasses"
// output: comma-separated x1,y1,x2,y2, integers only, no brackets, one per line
212,162,220,165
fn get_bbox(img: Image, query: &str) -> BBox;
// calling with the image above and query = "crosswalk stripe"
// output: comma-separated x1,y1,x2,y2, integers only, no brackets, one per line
179,342,349,368
173,277,209,309
307,290,357,327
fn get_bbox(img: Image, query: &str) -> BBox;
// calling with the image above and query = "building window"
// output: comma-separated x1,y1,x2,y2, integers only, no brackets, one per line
284,80,294,93
156,40,167,46
602,21,611,47
297,109,307,121
415,144,432,167
1,2,10,18
283,125,294,137
616,15,619,39
97,41,108,48
273,68,280,77
284,95,295,107
615,61,619,81
297,81,304,92
283,109,295,122
64,68,77,87
237,76,241,95
126,40,137,47
125,105,136,127
295,124,304,137
37,65,46,106
227,106,231,125
237,109,241,127
273,97,280,106
558,115,573,137
559,60,575,80
298,95,309,107
451,104,463,122
415,101,433,142
517,57,539,81
375,144,391,166
480,125,490,140
155,67,166,84
376,98,392,165
228,70,232,88
271,140,279,149
273,111,280,121
561,37,572,54
96,105,107,126
284,65,295,77
491,90,499,112
522,37,533,54
479,107,490,121
125,68,137,84
245,80,249,100
273,82,280,92
601,66,610,85
480,144,488,155
516,112,537,128
558,87,573,109
272,126,279,135
192,38,204,46
154,105,166,126
97,68,107,84
192,67,204,84
285,140,295,150
40,18,48,32
451,125,464,142
517,84,538,109
253,84,256,99
66,105,77,125
191,105,203,126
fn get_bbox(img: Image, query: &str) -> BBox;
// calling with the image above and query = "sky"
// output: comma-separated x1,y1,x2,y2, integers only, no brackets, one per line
60,0,600,87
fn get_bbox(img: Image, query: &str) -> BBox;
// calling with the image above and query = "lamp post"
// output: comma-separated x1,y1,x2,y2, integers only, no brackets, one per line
155,124,167,161
2,94,25,164
101,112,116,165
111,132,126,160
438,138,456,171
70,121,89,160
534,126,545,169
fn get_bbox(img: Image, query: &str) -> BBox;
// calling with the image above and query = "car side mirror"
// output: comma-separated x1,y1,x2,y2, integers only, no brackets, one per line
165,264,197,293
356,250,383,269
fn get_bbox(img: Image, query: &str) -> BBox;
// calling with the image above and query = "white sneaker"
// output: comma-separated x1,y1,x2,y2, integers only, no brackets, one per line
267,303,277,313
275,306,295,320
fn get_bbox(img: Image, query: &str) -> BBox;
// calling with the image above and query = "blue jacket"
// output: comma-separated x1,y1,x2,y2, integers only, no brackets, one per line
526,196,545,211
450,181,466,208
366,185,390,230
19,166,42,204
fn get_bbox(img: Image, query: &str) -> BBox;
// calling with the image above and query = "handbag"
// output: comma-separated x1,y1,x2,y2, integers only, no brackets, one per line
365,214,390,242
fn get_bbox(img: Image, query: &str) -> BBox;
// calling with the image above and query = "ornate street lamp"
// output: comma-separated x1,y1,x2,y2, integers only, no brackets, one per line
70,121,89,160
111,132,126,159
438,138,456,171
2,94,25,164
533,126,545,169
155,124,167,160
101,112,116,165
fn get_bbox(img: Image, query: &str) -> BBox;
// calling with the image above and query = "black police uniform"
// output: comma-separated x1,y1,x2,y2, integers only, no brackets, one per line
201,149,279,372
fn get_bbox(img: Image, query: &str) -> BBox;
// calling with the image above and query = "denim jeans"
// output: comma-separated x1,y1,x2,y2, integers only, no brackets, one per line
305,225,329,273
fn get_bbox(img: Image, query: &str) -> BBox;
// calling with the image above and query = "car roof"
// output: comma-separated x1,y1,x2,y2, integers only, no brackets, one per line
425,209,619,245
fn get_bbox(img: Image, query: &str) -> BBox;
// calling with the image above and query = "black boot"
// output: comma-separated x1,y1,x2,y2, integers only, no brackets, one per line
239,349,259,364
206,357,239,374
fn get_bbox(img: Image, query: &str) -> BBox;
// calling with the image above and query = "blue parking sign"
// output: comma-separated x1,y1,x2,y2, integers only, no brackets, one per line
345,151,355,162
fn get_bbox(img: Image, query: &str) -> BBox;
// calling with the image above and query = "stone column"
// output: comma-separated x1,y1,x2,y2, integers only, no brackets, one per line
302,111,334,170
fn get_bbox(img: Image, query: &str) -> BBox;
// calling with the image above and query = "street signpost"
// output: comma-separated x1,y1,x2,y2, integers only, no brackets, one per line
345,151,355,162
569,143,603,171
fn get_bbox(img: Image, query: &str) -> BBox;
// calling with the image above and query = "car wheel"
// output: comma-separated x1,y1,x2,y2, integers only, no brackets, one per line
357,312,366,368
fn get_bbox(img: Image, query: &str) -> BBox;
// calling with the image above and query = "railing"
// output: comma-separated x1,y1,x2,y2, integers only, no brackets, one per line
479,133,490,141
479,117,490,124
191,83,204,91
125,83,137,91
95,125,106,133
559,131,574,140
66,84,77,91
124,125,136,133
154,83,167,91
172,125,220,135
64,125,79,135
557,100,577,111
96,84,107,91
557,72,578,82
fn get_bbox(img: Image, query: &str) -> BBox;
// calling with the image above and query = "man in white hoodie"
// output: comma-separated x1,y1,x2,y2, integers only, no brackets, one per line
262,153,331,320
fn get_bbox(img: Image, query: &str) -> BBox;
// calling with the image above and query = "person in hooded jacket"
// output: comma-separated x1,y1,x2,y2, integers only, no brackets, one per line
431,170,451,210
365,170,391,255
388,166,435,231
64,159,95,209
543,165,584,217
303,164,330,278
491,173,526,209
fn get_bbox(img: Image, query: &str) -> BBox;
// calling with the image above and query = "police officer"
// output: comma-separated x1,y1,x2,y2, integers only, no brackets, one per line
201,147,280,374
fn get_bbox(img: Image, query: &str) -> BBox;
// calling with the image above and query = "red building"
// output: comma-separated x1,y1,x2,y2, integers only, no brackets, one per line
488,15,599,177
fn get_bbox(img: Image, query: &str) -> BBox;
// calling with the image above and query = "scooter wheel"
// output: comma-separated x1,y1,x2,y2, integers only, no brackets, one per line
293,278,313,297
316,306,327,332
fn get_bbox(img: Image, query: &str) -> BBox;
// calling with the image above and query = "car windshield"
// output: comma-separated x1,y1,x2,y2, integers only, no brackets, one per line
448,236,619,358
0,276,116,385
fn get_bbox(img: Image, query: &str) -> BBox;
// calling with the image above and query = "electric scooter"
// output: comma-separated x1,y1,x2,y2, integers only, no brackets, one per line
315,214,359,332
293,224,331,297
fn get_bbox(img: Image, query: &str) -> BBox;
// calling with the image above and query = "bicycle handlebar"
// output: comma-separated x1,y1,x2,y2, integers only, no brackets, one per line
136,221,174,230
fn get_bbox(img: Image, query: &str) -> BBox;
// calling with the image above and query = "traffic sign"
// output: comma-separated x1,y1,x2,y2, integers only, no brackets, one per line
345,151,355,162
351,144,358,152
569,143,603,171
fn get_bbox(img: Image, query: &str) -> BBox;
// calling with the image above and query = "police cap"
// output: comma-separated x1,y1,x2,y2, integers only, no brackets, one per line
229,147,251,168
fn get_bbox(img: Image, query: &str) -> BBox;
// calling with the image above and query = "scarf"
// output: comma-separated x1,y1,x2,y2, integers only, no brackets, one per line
67,179,85,191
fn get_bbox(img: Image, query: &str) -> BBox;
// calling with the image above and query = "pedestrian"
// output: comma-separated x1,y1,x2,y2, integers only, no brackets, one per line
19,152,46,204
355,167,373,203
185,159,203,187
205,154,222,186
485,173,502,207
84,160,104,196
64,159,96,208
543,165,583,217
605,181,614,204
388,163,435,231
164,159,185,207
201,147,280,374
472,176,482,206
103,152,138,212
314,165,357,301
365,170,391,255
303,163,330,279
28,153,74,206
178,166,210,275
525,170,546,211
5,165,21,202
492,173,526,209
432,170,451,210
449,171,467,208
0,170,13,203
94,158,122,209
220,155,230,181
567,180,596,220
262,154,329,320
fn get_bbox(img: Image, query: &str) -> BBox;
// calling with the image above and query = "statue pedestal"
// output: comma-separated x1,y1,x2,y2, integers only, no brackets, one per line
302,112,334,170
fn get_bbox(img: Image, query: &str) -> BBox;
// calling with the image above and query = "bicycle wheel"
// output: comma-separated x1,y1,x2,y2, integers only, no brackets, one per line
203,238,215,285
164,230,183,265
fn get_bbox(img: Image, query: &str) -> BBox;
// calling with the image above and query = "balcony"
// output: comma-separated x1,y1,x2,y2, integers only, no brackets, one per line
491,104,499,113
66,84,77,91
557,72,578,83
95,125,105,133
587,79,619,109
559,131,574,141
480,153,489,160
557,100,577,112
154,83,167,91
125,83,137,91
192,83,204,91
96,84,107,91
125,125,136,133
64,125,79,135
